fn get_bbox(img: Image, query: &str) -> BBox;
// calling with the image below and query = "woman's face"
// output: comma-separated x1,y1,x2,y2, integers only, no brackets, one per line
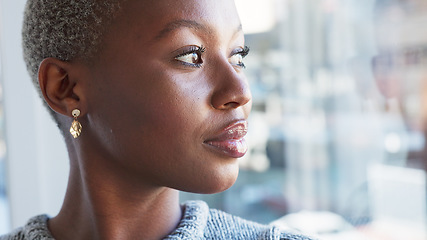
80,0,251,193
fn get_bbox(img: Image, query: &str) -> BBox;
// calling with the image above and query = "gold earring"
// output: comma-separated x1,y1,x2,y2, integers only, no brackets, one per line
70,109,82,139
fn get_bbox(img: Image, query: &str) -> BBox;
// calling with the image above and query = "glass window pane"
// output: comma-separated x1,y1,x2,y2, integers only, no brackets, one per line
0,1,10,233
182,0,427,239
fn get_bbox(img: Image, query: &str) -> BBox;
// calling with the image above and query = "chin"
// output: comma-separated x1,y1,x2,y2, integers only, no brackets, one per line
200,176,238,194
177,163,240,194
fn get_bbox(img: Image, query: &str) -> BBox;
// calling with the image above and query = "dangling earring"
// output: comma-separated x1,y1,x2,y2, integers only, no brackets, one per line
70,109,82,139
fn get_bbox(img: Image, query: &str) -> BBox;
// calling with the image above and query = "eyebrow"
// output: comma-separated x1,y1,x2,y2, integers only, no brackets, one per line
155,20,208,40
154,19,243,40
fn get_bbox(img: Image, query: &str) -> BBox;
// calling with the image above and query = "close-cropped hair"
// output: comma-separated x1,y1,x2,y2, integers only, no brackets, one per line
22,0,123,131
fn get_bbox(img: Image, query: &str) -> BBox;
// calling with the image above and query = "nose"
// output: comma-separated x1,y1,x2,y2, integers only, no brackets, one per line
210,63,252,110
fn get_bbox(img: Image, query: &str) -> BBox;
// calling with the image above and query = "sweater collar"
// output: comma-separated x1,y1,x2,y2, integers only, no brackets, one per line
22,201,210,240
163,200,209,240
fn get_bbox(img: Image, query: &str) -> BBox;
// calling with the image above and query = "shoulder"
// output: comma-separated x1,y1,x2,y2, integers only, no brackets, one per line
206,204,317,240
206,207,274,239
0,215,54,240
162,200,317,240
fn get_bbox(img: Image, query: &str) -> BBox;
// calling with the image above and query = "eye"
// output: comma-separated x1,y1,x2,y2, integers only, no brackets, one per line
174,46,205,68
229,46,250,68
230,54,244,67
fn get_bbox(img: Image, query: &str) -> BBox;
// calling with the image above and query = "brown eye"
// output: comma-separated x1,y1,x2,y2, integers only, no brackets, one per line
176,52,200,64
229,54,243,66
174,46,205,67
229,46,250,68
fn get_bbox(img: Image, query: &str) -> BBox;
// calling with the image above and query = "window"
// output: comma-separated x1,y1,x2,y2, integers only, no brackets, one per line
181,0,427,239
0,1,11,233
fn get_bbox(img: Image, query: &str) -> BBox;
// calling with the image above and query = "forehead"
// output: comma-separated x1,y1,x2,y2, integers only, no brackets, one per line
115,0,241,42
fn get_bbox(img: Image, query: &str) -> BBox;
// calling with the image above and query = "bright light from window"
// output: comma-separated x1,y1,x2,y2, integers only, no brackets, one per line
235,0,277,34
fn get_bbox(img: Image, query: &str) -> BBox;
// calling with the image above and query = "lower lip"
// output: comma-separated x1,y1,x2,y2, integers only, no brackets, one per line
204,138,248,158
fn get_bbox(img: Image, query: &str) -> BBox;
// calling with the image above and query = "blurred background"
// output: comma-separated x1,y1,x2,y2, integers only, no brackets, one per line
1,0,427,239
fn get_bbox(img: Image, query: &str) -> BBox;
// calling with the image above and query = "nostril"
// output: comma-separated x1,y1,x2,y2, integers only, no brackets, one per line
211,83,252,110
213,92,251,110
223,102,240,109
210,62,252,110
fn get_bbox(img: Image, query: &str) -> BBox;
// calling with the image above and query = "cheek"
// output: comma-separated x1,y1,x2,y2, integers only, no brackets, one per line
85,66,241,193
88,65,210,156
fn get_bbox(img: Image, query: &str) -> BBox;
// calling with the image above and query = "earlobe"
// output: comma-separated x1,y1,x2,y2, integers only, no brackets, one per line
38,58,81,117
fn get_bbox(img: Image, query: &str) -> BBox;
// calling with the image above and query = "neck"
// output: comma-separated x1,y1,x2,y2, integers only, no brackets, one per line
49,144,182,240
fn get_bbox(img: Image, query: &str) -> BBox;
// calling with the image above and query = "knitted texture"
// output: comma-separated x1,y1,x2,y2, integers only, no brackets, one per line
0,215,54,240
0,201,316,240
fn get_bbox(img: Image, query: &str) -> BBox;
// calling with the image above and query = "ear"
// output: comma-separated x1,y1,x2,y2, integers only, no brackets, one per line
38,58,82,117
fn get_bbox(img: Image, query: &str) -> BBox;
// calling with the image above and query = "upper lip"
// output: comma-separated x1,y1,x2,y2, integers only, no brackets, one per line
204,120,248,143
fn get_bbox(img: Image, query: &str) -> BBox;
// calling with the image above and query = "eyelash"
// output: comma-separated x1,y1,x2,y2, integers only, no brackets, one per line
237,46,250,57
174,45,250,68
232,46,250,68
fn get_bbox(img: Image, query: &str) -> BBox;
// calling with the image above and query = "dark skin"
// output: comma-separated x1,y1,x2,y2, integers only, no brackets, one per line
37,0,252,239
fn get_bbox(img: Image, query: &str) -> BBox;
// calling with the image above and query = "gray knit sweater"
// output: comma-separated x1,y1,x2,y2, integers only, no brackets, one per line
0,201,315,240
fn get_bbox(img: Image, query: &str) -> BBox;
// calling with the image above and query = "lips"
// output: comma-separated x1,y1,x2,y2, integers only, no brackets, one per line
203,120,248,158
